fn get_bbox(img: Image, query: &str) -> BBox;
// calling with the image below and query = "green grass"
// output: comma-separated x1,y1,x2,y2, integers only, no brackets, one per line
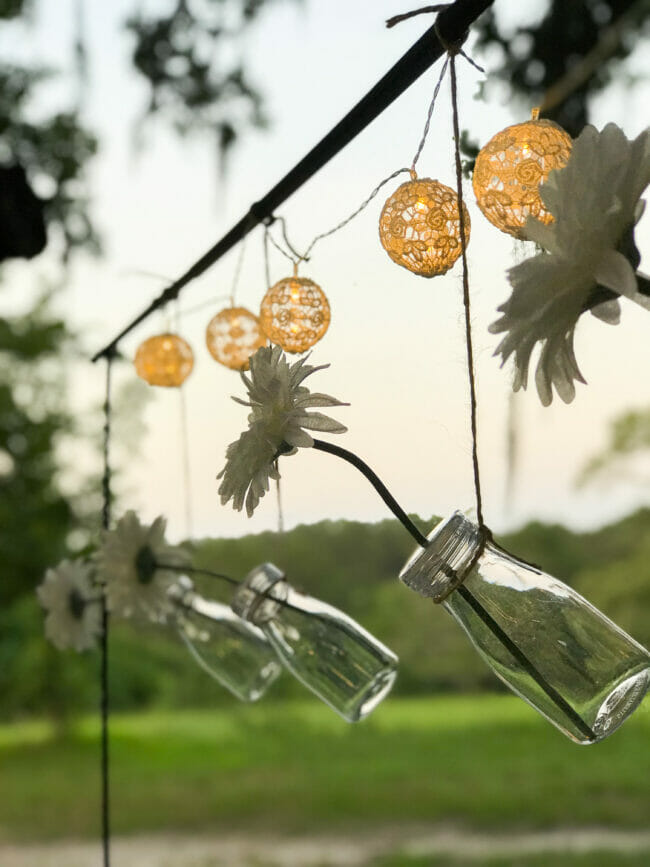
0,694,649,842
373,853,650,867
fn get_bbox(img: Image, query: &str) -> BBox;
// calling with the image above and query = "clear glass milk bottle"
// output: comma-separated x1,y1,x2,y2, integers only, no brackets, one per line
169,577,282,702
232,563,398,722
400,512,650,744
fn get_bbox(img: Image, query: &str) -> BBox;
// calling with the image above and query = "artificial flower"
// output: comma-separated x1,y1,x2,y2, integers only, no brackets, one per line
37,560,102,652
218,344,348,516
490,123,650,405
94,510,190,621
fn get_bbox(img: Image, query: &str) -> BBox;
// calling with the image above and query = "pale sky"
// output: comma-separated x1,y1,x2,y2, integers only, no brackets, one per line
3,1,650,543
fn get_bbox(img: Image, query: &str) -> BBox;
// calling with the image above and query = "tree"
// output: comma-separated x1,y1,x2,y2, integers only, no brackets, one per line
0,0,289,720
0,0,293,602
474,0,650,137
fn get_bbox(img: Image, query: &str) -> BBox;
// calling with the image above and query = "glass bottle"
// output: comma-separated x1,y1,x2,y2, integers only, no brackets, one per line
231,563,398,722
400,511,650,744
169,577,282,702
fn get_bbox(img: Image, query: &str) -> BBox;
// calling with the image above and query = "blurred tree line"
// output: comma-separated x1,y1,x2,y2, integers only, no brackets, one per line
1,509,649,719
0,0,648,721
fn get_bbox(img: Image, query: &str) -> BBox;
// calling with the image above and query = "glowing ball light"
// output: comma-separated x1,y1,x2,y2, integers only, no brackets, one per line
472,109,572,238
259,273,330,353
205,306,267,371
134,333,194,387
379,176,470,277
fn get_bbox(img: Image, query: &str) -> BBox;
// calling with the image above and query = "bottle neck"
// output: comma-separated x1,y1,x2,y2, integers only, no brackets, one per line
400,511,486,603
231,562,288,625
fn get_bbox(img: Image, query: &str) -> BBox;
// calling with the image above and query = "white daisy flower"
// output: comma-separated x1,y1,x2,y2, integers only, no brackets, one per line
37,560,102,652
490,123,650,405
218,344,348,516
94,511,191,621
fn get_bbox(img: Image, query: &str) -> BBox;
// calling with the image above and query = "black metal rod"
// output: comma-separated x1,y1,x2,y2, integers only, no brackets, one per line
92,0,494,362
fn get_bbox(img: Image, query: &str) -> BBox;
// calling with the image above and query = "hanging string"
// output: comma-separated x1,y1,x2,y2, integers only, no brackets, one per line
386,5,451,28
176,294,232,318
178,386,193,539
73,0,88,112
100,353,114,867
301,168,410,260
171,301,193,539
265,222,298,267
263,225,273,289
264,168,410,269
410,54,450,175
261,35,480,267
387,6,485,74
448,50,484,529
229,235,247,306
275,464,285,534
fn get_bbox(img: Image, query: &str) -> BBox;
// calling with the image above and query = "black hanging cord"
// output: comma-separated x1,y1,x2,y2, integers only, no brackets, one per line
310,439,429,547
100,353,114,867
455,584,595,741
91,0,494,363
311,436,594,741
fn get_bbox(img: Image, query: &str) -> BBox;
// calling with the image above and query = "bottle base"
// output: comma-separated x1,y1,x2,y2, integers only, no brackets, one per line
591,668,650,743
345,667,398,723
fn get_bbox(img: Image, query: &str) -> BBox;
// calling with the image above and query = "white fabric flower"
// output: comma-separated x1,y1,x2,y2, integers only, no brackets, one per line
94,511,190,621
218,345,348,516
490,123,650,405
37,560,102,652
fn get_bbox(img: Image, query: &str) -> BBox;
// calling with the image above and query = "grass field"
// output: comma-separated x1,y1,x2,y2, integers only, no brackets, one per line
0,694,648,845
374,854,650,866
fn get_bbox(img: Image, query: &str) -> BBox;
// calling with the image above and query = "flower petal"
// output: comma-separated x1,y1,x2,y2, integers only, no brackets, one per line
594,249,638,298
590,298,621,325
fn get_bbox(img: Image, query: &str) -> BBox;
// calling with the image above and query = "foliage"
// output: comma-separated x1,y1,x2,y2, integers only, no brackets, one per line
0,297,77,608
374,851,650,867
1,695,649,841
2,509,649,720
0,62,98,260
474,1,650,137
577,407,650,487
125,0,296,161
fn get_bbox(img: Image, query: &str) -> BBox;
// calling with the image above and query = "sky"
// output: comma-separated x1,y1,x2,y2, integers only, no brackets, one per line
2,1,650,544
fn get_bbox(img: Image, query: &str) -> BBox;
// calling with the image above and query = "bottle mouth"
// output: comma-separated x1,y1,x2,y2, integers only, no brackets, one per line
231,562,288,624
399,511,483,602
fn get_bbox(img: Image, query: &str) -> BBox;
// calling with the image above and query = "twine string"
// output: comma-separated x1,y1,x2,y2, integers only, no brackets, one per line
301,168,410,259
445,52,593,741
176,294,232,318
263,33,484,267
448,52,484,529
386,4,451,28
264,168,410,270
263,226,273,289
100,354,114,867
229,236,247,307
178,384,193,540
275,464,285,534
410,54,450,175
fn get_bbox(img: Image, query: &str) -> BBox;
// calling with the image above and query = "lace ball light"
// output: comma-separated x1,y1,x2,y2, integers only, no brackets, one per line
379,177,470,277
205,306,267,371
259,274,330,354
134,333,194,387
473,110,572,238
